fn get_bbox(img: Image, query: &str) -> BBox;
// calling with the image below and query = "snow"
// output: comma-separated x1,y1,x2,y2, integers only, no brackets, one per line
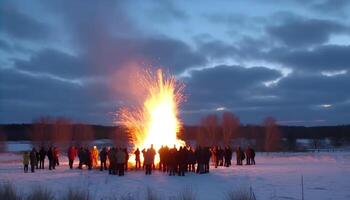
0,152,350,200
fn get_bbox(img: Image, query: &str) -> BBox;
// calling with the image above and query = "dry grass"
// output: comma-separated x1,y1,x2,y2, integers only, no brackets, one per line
26,186,54,200
0,182,21,200
226,186,256,200
176,186,197,200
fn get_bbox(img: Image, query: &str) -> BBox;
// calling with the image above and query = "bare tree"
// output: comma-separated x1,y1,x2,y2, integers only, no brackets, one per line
198,114,219,146
31,116,53,146
72,124,94,146
222,112,240,147
0,129,6,152
264,117,282,152
51,117,72,147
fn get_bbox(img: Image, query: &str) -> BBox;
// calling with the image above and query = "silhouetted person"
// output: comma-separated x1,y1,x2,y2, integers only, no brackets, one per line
68,145,77,169
30,148,38,173
35,148,40,169
142,148,146,169
149,144,156,170
251,147,256,165
108,147,116,175
100,147,108,171
124,148,129,171
39,147,46,169
47,146,54,170
116,148,126,176
144,149,152,175
224,146,232,167
53,147,60,167
78,147,84,169
23,151,29,173
245,146,251,165
236,146,244,165
134,148,141,169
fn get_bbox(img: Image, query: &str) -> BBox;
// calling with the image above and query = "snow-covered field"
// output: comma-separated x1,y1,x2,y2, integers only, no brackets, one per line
0,152,349,200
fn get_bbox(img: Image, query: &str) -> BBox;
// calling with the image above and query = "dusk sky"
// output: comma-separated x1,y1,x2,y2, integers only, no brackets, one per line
1,0,350,126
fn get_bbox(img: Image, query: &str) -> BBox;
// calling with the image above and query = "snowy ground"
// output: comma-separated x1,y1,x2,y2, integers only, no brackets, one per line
0,152,350,200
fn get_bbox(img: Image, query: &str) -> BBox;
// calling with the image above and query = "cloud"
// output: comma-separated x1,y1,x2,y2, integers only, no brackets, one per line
0,3,50,41
266,18,348,47
268,45,350,72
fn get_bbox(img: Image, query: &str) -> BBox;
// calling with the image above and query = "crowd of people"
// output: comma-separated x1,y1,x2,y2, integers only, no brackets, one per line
22,144,256,176
22,146,60,173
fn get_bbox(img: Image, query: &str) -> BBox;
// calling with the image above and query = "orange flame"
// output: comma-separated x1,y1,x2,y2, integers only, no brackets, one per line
118,68,185,158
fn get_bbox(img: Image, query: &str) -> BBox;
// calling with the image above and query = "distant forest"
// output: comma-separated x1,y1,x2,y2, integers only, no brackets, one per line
1,123,349,143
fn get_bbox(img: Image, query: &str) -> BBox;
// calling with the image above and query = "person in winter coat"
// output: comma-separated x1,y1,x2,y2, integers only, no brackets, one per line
134,148,141,169
39,147,46,169
78,147,85,169
99,147,108,171
236,146,243,165
92,146,99,168
47,146,54,170
23,151,29,173
87,148,93,170
67,145,77,169
141,148,146,169
53,147,60,167
148,145,156,170
250,147,256,165
116,148,126,176
144,149,153,175
245,147,252,165
35,148,40,169
124,148,129,171
108,147,116,175
224,146,232,167
30,148,38,173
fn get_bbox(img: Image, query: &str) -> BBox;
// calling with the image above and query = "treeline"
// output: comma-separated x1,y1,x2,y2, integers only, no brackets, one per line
0,114,350,151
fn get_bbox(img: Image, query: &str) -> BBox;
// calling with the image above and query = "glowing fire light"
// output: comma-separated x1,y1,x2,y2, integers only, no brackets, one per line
118,68,185,162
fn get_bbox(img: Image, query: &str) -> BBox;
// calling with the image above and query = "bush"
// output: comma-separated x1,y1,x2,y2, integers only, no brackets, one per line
226,187,256,200
0,182,21,200
177,187,197,200
26,187,54,200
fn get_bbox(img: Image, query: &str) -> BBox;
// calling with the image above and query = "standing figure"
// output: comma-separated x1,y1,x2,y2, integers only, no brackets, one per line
236,146,243,165
141,148,146,169
251,147,256,165
169,145,177,176
29,148,38,173
23,151,29,173
47,146,54,170
148,144,156,170
67,145,77,169
124,148,129,171
100,147,108,171
92,146,99,168
144,149,152,175
108,147,116,175
134,148,141,169
35,148,40,169
245,146,251,165
116,148,126,176
39,147,46,169
224,146,232,167
53,147,60,167
78,147,84,169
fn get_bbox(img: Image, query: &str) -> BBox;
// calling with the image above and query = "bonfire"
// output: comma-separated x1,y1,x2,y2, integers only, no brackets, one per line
118,68,186,162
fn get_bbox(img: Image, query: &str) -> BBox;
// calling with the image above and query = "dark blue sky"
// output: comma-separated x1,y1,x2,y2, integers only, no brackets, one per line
1,0,350,126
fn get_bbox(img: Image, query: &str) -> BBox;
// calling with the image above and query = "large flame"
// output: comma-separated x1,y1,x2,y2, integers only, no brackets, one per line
118,68,185,161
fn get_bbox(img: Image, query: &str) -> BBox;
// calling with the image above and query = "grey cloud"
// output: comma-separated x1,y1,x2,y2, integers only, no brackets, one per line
268,45,350,71
0,3,50,40
266,18,348,47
